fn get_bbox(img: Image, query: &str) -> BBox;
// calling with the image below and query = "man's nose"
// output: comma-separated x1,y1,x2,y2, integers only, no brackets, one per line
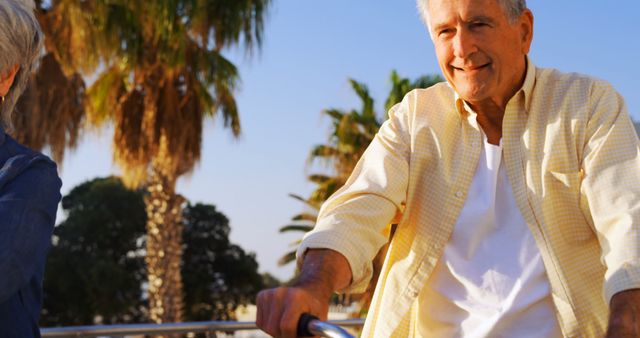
452,29,477,59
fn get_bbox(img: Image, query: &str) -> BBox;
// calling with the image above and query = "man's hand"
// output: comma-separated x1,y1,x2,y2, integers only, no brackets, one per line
256,249,352,338
605,289,640,337
256,285,330,338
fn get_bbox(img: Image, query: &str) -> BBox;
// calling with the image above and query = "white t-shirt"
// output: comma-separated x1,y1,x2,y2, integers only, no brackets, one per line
416,136,563,337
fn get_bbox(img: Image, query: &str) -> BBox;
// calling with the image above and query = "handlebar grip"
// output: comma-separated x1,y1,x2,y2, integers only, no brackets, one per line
297,313,319,337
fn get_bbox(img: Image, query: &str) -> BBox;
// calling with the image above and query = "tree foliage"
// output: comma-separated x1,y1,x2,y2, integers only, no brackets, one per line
19,0,272,323
41,177,147,326
41,177,264,326
23,0,271,185
182,203,264,321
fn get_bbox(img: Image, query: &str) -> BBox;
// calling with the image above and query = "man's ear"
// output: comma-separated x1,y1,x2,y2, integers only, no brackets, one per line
0,64,20,97
519,9,534,54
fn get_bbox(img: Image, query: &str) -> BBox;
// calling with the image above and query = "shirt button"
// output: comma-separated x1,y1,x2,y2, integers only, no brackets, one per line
409,289,419,298
455,191,464,198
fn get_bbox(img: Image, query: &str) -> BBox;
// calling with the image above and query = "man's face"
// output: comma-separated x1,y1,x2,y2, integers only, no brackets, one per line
427,0,533,107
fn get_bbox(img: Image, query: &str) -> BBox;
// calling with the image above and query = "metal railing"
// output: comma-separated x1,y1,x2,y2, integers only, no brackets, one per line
41,319,365,337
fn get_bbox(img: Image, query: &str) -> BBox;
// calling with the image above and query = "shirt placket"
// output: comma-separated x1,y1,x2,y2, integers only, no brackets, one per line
402,109,484,324
502,100,580,337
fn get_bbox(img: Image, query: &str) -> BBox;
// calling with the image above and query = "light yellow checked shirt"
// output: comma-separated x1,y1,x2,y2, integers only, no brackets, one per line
297,58,640,337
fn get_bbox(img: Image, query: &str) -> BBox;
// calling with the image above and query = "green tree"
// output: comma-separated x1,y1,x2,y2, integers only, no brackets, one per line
42,177,264,326
16,0,272,324
41,177,147,326
182,203,264,321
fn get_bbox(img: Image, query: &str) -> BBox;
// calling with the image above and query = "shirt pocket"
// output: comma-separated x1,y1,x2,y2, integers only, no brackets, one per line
544,170,595,243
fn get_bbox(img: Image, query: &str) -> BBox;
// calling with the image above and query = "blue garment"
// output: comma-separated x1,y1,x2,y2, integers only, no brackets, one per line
0,130,62,338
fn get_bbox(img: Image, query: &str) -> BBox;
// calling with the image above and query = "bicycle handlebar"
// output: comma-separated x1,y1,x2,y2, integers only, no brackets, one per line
296,313,355,338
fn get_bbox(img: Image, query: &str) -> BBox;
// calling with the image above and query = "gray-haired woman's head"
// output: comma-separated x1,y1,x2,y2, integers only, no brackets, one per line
0,0,43,132
416,0,527,36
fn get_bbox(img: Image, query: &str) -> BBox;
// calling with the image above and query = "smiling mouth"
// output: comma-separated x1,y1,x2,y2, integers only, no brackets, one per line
452,63,490,72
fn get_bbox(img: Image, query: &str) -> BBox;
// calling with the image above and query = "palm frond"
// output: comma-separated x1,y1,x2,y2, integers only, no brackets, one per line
323,108,344,121
198,0,272,52
112,89,150,188
307,174,332,184
86,65,127,127
279,225,314,233
291,213,318,222
288,193,321,210
277,251,296,267
412,74,444,89
348,79,375,120
12,53,86,165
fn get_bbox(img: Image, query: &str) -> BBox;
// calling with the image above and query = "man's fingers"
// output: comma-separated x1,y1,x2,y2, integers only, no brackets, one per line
255,290,264,327
256,286,328,338
256,288,285,337
279,291,309,338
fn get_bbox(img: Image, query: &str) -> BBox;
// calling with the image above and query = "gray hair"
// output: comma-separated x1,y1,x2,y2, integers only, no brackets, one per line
416,0,527,36
0,0,43,132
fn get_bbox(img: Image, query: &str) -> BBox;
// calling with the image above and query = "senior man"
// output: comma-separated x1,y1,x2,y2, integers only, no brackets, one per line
257,0,640,337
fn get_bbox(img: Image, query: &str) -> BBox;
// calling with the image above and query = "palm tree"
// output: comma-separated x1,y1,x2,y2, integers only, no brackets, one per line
304,73,443,213
15,0,271,324
278,79,380,267
280,71,442,310
277,193,319,267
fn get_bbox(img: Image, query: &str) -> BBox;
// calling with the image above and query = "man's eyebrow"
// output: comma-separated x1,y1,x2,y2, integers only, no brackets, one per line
432,15,497,32
432,22,451,33
465,15,497,25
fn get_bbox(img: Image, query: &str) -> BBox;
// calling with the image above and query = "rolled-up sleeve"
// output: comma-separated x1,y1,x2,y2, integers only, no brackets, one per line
297,96,412,294
580,80,640,304
0,154,62,303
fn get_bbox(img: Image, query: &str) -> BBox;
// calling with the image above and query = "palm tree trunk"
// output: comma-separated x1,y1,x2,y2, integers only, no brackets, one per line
145,167,185,325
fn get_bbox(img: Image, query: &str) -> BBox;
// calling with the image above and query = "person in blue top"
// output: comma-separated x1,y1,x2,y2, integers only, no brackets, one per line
0,0,63,337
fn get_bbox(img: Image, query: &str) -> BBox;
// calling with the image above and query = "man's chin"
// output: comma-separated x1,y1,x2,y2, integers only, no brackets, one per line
456,87,488,103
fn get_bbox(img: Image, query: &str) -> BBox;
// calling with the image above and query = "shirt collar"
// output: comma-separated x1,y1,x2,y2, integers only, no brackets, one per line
520,56,536,113
452,56,537,116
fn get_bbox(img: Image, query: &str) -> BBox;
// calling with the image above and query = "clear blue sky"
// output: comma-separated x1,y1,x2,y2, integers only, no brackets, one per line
57,1,640,281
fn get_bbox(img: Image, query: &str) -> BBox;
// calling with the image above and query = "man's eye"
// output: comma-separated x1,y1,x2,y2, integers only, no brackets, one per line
470,22,488,29
438,28,454,36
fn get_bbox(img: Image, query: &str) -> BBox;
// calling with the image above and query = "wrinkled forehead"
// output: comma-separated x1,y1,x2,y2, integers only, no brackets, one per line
426,0,506,26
